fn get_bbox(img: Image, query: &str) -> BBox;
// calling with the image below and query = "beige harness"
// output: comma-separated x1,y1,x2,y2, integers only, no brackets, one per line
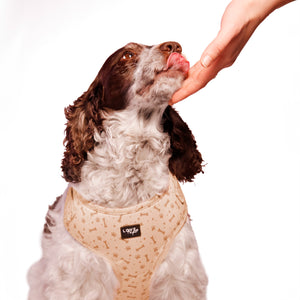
64,175,188,300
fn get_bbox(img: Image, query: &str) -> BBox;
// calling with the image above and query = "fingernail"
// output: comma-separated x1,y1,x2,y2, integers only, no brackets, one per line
201,55,212,68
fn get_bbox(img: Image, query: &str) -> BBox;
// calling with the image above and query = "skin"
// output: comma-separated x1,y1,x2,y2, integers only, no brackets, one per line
170,0,295,104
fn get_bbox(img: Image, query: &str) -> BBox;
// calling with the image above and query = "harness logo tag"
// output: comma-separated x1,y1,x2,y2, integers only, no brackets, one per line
121,224,141,239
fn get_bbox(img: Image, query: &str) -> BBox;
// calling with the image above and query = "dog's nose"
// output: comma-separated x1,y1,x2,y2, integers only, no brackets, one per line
159,41,182,54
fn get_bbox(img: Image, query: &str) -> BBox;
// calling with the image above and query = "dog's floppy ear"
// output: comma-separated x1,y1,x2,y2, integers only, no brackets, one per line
61,77,104,183
163,105,203,182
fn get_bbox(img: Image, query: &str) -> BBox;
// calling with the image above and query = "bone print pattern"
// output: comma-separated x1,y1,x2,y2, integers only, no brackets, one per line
64,174,188,300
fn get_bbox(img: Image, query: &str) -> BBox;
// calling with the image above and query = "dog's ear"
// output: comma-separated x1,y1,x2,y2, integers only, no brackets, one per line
61,77,104,183
162,105,203,182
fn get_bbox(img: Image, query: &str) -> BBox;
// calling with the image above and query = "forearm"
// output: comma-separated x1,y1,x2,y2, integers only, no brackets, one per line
266,0,295,12
248,0,295,23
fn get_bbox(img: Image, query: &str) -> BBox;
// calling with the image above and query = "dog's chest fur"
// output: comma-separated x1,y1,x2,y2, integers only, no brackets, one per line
77,110,171,208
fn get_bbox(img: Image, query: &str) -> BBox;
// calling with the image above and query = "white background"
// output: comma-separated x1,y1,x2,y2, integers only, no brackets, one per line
0,0,299,299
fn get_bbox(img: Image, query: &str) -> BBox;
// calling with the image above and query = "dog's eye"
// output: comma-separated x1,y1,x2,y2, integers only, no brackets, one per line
121,51,134,61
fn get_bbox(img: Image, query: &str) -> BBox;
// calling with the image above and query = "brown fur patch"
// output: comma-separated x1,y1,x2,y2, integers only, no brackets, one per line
61,43,144,183
43,196,62,236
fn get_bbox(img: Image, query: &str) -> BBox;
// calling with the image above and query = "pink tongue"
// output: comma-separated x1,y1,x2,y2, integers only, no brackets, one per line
166,52,190,75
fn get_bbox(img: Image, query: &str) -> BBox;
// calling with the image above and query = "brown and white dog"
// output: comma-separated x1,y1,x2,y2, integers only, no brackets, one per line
28,41,208,300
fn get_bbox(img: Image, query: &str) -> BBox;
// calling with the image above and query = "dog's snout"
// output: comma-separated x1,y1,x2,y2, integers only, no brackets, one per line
159,42,182,54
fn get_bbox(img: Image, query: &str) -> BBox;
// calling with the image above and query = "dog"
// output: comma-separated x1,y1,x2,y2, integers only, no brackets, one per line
28,41,208,300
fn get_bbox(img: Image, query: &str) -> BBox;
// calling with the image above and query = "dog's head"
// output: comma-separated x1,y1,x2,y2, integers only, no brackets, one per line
89,41,189,110
62,41,203,183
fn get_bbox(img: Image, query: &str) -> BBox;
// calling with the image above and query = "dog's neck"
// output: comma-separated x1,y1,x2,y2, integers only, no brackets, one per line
73,107,171,208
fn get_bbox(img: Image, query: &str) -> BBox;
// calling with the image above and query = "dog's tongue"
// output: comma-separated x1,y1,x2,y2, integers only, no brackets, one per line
166,52,190,76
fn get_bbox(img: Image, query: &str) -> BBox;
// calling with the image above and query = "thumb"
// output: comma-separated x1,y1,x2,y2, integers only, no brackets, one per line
200,32,227,68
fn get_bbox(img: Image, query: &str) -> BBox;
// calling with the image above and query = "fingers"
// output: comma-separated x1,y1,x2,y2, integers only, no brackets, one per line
170,62,203,104
170,77,199,104
170,61,216,104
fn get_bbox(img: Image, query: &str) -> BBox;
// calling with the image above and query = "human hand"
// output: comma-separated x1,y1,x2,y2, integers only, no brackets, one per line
170,0,294,104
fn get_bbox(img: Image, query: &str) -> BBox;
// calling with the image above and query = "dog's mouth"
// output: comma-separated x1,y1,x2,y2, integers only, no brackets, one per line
154,52,189,78
136,52,189,97
164,52,190,77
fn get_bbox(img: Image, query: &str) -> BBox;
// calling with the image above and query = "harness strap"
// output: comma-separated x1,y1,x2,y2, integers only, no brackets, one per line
64,175,188,300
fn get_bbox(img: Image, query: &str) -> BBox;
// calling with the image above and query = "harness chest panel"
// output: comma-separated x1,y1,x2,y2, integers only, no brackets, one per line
64,175,188,300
